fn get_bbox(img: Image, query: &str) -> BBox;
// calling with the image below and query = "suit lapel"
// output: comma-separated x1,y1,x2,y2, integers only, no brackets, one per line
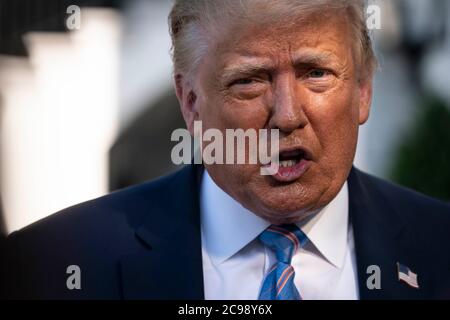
348,168,427,299
119,164,205,300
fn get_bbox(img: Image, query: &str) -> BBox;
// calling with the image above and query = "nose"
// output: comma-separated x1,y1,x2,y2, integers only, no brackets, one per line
268,74,308,133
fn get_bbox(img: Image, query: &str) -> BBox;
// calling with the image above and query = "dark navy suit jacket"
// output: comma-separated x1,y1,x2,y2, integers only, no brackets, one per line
2,165,450,299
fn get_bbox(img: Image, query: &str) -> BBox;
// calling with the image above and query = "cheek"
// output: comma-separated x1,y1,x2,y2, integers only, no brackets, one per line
307,84,358,117
198,96,269,184
306,88,360,157
201,96,270,130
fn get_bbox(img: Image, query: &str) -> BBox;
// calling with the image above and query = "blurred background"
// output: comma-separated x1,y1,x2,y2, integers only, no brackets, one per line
0,0,449,235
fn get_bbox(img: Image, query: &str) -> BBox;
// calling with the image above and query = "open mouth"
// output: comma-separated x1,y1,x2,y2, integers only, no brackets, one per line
278,149,308,168
268,147,312,182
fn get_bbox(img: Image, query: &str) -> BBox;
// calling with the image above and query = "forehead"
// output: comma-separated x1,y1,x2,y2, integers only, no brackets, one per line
208,12,354,71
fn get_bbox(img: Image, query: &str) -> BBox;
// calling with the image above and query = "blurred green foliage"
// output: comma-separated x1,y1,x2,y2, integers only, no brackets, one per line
390,95,450,201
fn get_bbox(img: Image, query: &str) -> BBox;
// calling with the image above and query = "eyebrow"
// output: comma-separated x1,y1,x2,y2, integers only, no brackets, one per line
221,62,275,83
219,51,339,83
291,51,338,67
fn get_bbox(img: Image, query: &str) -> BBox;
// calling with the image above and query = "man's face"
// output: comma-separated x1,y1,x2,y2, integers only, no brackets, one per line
178,12,372,224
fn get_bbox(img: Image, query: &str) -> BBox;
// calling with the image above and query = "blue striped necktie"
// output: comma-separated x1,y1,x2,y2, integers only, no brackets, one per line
258,224,308,300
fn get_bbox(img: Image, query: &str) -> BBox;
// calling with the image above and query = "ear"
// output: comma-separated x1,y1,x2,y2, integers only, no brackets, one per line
175,74,199,136
358,77,373,125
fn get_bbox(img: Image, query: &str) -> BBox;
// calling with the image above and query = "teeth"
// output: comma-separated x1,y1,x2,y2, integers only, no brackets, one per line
279,160,298,168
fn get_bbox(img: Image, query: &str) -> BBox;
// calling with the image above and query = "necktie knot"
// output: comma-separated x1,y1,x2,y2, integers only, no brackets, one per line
259,224,308,264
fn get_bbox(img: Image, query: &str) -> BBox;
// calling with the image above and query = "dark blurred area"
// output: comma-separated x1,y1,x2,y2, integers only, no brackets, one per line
0,0,121,56
109,90,185,191
391,96,450,200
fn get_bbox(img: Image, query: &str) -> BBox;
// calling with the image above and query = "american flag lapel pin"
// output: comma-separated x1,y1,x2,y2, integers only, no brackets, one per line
397,262,419,289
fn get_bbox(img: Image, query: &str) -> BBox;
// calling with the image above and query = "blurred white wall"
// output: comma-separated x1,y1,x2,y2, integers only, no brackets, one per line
0,8,121,233
119,0,173,131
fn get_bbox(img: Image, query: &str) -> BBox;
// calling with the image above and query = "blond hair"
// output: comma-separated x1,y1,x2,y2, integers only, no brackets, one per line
169,0,377,80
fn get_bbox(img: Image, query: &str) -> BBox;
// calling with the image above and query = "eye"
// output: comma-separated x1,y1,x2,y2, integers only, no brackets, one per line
307,69,329,78
231,78,255,86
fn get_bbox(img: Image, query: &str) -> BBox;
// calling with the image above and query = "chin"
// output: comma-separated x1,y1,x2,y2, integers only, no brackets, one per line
249,192,315,223
258,209,313,225
244,177,331,222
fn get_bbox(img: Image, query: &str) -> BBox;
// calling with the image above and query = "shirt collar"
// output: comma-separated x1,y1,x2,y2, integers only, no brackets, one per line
200,170,349,268
295,181,349,268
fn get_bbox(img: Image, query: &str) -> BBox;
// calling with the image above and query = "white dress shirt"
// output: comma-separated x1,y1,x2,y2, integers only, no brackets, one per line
200,171,359,300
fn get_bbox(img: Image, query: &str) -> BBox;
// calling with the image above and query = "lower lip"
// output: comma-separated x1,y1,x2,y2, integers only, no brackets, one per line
271,159,311,182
